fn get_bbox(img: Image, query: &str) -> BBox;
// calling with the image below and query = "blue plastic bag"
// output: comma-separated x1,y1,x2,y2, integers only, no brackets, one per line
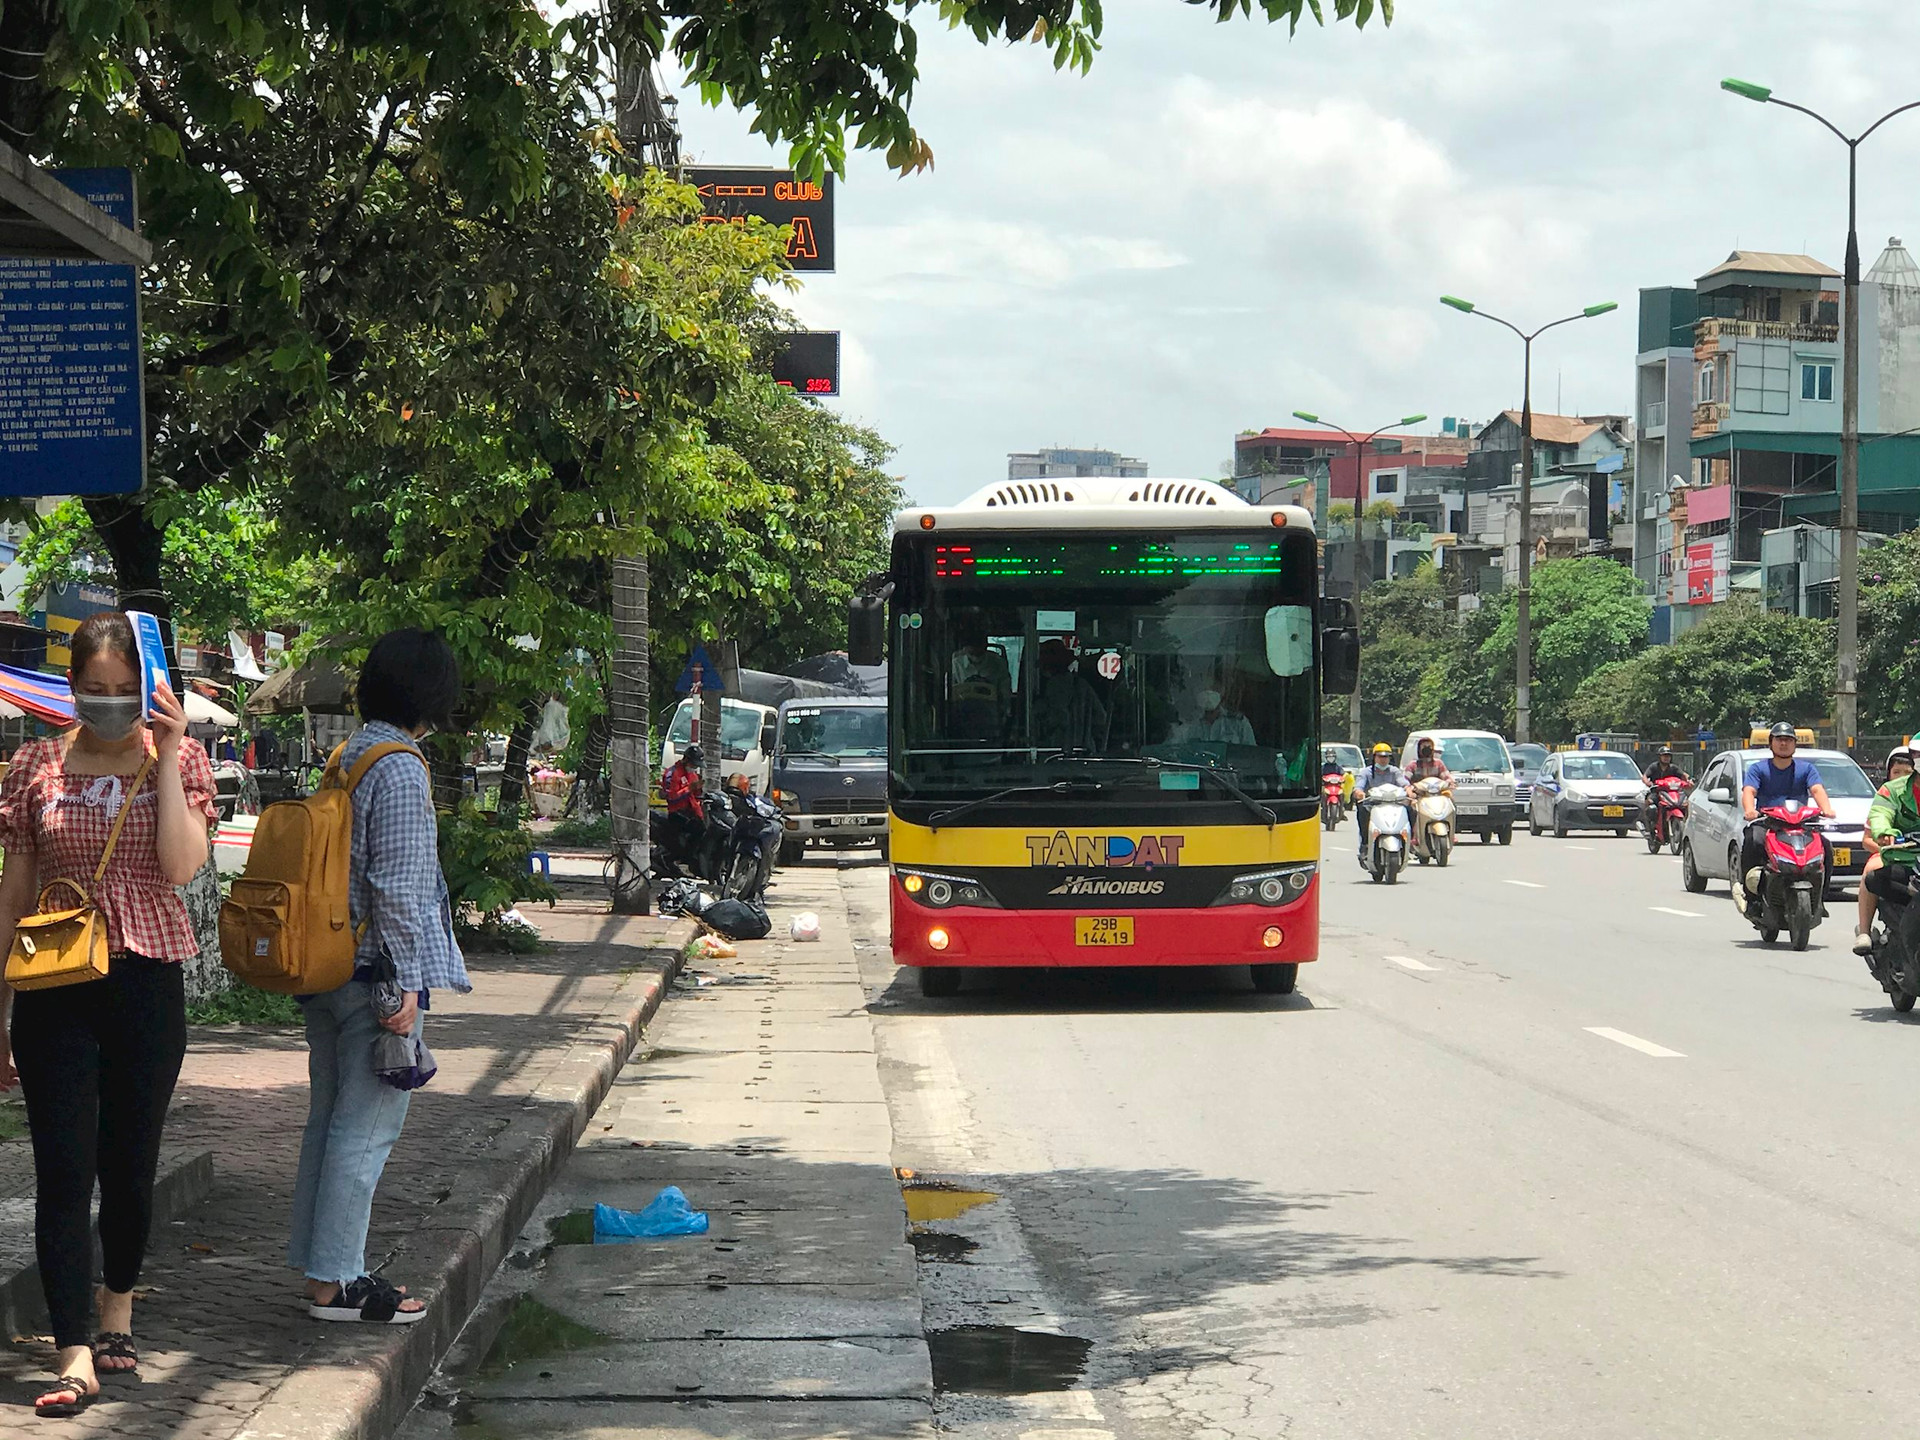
592,1188,710,1243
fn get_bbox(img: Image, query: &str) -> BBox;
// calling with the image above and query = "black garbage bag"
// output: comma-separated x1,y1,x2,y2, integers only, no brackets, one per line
658,877,712,917
701,898,772,941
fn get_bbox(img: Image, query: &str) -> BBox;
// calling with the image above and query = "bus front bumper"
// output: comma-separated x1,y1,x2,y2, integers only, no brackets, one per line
891,879,1319,969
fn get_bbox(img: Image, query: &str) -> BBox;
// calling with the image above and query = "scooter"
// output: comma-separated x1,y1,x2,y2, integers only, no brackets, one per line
721,786,786,903
1863,838,1920,1012
1410,778,1455,867
651,800,733,886
1360,782,1410,885
1738,800,1827,951
1322,771,1345,830
1643,774,1691,855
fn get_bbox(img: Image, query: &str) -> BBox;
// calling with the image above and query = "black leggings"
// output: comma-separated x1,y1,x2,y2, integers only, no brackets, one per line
12,955,187,1347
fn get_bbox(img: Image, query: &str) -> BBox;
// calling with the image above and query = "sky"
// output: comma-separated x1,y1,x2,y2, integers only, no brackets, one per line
671,2,1920,507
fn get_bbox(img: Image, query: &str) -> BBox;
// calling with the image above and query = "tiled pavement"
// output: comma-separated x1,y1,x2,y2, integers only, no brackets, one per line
0,883,687,1439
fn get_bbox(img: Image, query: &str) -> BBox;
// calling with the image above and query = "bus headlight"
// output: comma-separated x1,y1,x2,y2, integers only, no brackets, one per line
896,869,1000,908
1212,864,1315,907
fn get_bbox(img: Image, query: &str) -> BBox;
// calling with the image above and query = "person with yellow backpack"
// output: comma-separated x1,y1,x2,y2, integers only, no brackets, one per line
269,630,468,1325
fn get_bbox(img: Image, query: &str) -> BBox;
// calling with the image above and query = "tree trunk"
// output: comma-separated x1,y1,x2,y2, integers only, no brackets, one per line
179,858,232,1008
569,712,611,817
607,550,651,912
498,703,539,815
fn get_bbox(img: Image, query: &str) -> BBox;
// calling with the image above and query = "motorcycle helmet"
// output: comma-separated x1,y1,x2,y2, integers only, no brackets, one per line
1658,745,1673,757
1372,742,1393,759
1887,745,1913,779
1768,721,1798,743
683,743,704,768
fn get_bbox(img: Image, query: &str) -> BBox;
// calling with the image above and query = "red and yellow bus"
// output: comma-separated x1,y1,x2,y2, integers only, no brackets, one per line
850,477,1356,997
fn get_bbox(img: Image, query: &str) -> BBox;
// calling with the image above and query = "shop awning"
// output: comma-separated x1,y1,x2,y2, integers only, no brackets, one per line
0,665,73,725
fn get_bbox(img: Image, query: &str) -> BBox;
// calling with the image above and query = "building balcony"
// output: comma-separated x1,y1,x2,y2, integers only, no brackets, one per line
1643,400,1666,434
1693,316,1839,355
1692,400,1728,438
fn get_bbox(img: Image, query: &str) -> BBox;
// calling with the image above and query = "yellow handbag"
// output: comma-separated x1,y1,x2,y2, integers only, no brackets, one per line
5,752,155,991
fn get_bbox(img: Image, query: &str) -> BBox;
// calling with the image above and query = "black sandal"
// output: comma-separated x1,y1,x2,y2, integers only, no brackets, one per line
307,1275,426,1325
32,1375,95,1418
90,1333,137,1375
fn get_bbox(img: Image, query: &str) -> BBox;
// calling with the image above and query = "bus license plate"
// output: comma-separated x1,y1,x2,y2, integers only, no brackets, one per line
1834,847,1852,868
1075,916,1133,947
1601,805,1625,818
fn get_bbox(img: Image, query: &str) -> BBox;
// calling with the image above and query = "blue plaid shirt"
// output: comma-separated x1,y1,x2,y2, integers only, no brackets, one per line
343,723,470,995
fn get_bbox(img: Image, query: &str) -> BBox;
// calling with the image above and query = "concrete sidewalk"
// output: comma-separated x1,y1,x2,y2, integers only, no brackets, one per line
407,860,932,1439
0,883,689,1440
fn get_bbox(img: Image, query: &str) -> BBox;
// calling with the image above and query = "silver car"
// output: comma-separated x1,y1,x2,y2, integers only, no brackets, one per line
1528,750,1646,837
1679,747,1875,894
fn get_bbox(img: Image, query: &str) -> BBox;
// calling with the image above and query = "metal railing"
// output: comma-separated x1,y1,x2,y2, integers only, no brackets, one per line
1644,400,1666,430
1695,316,1839,346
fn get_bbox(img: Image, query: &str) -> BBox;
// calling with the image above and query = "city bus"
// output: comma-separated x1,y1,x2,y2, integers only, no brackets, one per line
849,476,1358,997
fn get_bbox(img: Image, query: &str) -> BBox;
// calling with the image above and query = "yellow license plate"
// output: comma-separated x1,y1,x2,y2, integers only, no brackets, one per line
1074,916,1134,947
1834,847,1852,868
1601,806,1625,818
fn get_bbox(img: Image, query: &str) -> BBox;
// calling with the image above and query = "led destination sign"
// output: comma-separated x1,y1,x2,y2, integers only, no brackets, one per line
931,538,1291,582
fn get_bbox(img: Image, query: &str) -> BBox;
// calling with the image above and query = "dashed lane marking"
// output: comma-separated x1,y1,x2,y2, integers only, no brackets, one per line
1649,906,1704,917
1564,844,1594,851
1385,954,1437,971
1502,879,1546,889
1585,1026,1686,1058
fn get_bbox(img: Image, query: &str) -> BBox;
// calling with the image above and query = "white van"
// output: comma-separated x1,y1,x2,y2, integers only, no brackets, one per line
1399,729,1519,845
661,697,777,794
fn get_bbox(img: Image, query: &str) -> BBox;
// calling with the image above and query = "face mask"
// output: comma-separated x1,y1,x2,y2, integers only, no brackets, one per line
1197,690,1222,711
73,694,143,743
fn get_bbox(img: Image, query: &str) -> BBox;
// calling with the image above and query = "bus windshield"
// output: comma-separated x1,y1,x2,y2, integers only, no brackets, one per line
782,706,888,758
891,529,1318,804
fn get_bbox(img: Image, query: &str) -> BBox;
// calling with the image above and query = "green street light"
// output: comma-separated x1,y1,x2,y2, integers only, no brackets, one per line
1291,410,1320,423
1398,413,1428,425
1583,302,1619,317
1439,295,1475,313
1722,77,1773,103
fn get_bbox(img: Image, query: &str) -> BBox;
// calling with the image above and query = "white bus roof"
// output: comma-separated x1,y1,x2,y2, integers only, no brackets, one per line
894,477,1315,534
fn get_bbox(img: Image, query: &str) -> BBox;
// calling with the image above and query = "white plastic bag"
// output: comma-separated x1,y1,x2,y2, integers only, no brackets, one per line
790,912,822,943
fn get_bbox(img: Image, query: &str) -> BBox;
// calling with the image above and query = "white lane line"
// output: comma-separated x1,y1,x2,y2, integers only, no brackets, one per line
1384,954,1437,971
1564,844,1594,851
1649,905,1704,918
1503,879,1546,889
1585,1026,1686,1058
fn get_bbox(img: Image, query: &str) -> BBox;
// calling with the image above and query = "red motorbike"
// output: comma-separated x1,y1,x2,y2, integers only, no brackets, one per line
1740,800,1828,951
1643,773,1692,855
1321,771,1345,831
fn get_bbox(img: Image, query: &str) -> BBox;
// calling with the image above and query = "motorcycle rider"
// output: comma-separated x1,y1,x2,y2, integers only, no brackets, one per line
1407,736,1452,786
1855,742,1920,953
1646,746,1683,783
661,742,708,865
1354,742,1409,858
1737,722,1833,915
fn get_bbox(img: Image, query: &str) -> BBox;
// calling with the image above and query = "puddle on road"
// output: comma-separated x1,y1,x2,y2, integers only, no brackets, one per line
927,1325,1092,1394
546,1209,596,1246
902,1181,997,1223
478,1296,609,1376
908,1228,979,1263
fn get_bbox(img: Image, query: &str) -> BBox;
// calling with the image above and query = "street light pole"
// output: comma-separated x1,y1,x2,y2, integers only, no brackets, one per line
1292,410,1428,745
1722,79,1920,749
1440,296,1617,745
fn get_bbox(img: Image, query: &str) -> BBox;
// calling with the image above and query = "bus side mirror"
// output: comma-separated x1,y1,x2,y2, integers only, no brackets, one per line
848,592,888,667
1322,627,1359,695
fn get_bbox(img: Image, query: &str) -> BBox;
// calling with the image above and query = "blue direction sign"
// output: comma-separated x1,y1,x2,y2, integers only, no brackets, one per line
0,168,144,496
675,644,726,694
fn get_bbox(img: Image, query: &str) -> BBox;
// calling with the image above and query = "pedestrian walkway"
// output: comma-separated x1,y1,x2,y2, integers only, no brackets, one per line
409,860,932,1439
0,886,688,1439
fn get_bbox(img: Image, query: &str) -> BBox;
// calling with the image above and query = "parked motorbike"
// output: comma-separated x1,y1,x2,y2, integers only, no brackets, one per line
1322,772,1345,830
722,786,786,903
651,798,734,886
1739,800,1828,951
1643,774,1692,855
1863,839,1920,1012
1360,782,1410,885
1410,778,1455,867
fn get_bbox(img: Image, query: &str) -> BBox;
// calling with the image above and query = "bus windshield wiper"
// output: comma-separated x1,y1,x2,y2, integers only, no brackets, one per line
1046,754,1275,829
929,778,1103,832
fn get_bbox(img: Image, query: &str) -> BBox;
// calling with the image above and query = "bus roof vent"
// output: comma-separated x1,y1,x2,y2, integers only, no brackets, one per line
1125,481,1222,507
982,481,1076,508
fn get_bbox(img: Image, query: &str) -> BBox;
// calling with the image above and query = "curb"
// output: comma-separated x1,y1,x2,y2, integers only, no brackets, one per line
0,1145,215,1339
234,920,695,1440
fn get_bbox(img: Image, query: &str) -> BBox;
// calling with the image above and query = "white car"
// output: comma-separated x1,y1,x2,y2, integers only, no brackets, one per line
1679,747,1875,894
1400,729,1518,845
1528,749,1645,837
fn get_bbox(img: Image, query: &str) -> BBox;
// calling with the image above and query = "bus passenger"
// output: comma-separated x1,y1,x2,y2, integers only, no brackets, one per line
1031,639,1107,753
949,620,1011,742
1178,687,1255,746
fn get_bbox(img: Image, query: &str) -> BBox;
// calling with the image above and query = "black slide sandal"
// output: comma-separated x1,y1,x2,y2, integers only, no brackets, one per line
33,1376,95,1418
308,1275,426,1325
91,1333,137,1375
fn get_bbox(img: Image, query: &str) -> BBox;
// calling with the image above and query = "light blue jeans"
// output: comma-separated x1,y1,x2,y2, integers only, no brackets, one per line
286,981,417,1285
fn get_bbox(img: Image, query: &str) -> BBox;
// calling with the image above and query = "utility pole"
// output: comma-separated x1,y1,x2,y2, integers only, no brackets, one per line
1720,78,1920,750
1440,295,1617,744
607,23,681,913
